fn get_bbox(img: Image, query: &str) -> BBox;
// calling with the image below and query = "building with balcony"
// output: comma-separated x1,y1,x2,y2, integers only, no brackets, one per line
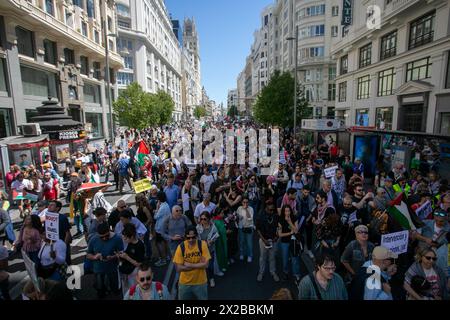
0,0,123,142
227,88,238,110
116,0,182,121
331,0,450,137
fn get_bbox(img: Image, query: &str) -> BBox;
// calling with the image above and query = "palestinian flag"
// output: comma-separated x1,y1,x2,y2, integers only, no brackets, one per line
134,140,150,167
387,193,421,230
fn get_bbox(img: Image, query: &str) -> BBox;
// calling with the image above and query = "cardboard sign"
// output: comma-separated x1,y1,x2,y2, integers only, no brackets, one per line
45,212,60,241
133,178,153,194
381,230,409,255
415,200,433,221
22,249,40,292
324,166,338,179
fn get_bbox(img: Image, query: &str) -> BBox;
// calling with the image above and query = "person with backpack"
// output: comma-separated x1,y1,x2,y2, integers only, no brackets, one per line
298,253,348,300
173,226,211,300
348,246,398,300
123,262,171,300
162,205,192,256
118,154,133,195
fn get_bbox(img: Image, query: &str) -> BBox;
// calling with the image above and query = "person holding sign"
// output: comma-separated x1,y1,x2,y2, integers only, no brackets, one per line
36,230,67,281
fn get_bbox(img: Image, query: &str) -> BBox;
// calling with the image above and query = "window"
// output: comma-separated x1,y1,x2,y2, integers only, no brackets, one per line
342,25,349,37
94,30,100,44
43,39,57,65
328,83,336,101
300,25,325,38
332,6,339,16
87,0,95,18
357,75,371,99
359,43,372,68
338,82,347,102
80,56,89,75
118,21,130,29
376,107,393,130
25,109,39,123
85,112,103,138
20,65,58,98
64,48,75,65
356,109,369,126
439,113,450,135
46,0,54,16
0,59,7,93
16,26,34,57
261,62,264,68
446,52,450,89
378,68,395,96
340,55,348,75
261,52,264,58
406,57,431,81
380,30,397,60
300,47,324,59
331,26,338,37
328,67,336,80
81,22,88,37
93,61,101,79
108,17,112,32
123,56,133,69
84,83,101,104
117,72,134,85
68,86,78,100
400,105,426,132
409,11,435,50
0,108,13,138
327,107,335,119
117,4,130,17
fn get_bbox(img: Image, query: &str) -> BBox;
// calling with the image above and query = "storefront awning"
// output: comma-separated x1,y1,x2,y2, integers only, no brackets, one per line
0,135,49,149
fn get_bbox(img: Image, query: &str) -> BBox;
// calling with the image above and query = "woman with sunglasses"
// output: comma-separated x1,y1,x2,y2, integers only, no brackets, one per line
404,247,448,300
196,212,220,287
413,209,449,272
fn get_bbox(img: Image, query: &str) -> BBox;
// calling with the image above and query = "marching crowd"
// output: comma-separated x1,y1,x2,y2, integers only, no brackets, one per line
0,120,449,300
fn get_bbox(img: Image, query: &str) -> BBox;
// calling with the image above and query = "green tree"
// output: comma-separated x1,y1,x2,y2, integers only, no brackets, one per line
253,70,311,127
193,105,207,119
227,105,238,119
113,83,175,129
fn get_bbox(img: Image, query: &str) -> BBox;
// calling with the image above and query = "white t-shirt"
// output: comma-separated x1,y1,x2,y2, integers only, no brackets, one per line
200,174,215,193
38,240,67,267
11,179,33,192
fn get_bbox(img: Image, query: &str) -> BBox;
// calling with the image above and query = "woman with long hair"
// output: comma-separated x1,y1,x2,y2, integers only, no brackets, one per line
212,208,228,273
135,193,153,259
14,215,42,263
277,205,300,282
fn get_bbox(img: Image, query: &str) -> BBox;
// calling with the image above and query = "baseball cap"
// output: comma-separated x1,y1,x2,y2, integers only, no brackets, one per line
385,176,394,182
372,246,398,260
354,225,368,234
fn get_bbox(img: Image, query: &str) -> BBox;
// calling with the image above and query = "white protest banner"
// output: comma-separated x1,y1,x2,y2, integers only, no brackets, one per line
415,200,433,221
324,166,338,179
45,212,60,241
381,230,409,255
22,249,40,292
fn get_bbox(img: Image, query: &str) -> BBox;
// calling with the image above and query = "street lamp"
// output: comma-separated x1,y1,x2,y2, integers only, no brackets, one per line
286,25,298,139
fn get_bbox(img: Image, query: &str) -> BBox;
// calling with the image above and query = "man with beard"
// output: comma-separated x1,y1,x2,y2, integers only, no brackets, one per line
123,263,171,300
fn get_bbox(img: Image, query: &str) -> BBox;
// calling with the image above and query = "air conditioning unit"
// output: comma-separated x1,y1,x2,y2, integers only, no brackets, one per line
21,123,42,137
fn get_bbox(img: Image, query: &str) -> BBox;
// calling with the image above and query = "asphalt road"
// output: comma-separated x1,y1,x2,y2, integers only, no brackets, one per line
5,178,313,300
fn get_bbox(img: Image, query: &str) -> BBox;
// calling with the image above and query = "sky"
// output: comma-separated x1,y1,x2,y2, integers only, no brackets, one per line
165,0,273,108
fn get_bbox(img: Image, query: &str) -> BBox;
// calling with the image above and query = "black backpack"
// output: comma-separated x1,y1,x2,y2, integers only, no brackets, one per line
180,240,203,257
348,266,371,300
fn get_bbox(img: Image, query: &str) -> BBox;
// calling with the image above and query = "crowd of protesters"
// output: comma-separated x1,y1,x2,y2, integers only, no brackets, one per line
0,119,449,300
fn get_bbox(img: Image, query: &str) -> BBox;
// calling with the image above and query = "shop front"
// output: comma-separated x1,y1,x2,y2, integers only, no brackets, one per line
48,130,87,171
300,119,349,154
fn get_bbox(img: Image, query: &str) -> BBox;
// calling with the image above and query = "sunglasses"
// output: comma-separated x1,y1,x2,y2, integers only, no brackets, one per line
139,276,152,282
434,212,447,218
200,217,208,221
357,231,369,235
424,256,437,261
186,235,196,239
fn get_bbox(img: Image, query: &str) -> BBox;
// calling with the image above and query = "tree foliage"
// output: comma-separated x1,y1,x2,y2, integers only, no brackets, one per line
227,105,238,118
113,82,175,129
193,105,207,119
253,70,311,127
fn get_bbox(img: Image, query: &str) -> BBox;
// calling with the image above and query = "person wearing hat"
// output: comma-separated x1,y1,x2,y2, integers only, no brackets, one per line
349,245,398,300
341,225,375,283
383,176,396,201
393,176,411,198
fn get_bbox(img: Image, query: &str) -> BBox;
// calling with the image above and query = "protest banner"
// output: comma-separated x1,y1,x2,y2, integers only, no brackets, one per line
415,200,433,220
24,191,39,202
22,249,40,292
381,230,409,255
45,212,60,241
324,166,338,179
133,179,153,194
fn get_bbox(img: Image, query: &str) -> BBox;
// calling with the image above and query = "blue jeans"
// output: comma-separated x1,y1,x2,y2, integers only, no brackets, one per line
178,283,208,300
143,230,152,259
238,229,253,258
4,223,15,244
207,251,215,279
279,242,300,277
74,215,84,233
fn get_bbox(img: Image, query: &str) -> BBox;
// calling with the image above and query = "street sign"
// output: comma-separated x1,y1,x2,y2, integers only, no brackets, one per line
342,0,353,26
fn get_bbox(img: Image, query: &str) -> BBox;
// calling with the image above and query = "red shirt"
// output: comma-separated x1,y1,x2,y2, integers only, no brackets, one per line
43,178,58,200
330,146,339,157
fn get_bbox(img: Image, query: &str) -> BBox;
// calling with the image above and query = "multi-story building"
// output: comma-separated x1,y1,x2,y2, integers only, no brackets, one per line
227,89,238,111
181,18,202,120
0,0,123,141
331,0,450,136
116,0,183,121
236,71,246,113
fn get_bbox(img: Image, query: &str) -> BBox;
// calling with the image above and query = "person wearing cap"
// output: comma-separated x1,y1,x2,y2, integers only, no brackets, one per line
383,176,396,200
393,176,411,198
413,209,449,272
349,246,398,300
341,225,375,282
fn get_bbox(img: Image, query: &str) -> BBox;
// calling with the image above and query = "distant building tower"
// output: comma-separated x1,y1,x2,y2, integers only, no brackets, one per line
171,19,181,44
